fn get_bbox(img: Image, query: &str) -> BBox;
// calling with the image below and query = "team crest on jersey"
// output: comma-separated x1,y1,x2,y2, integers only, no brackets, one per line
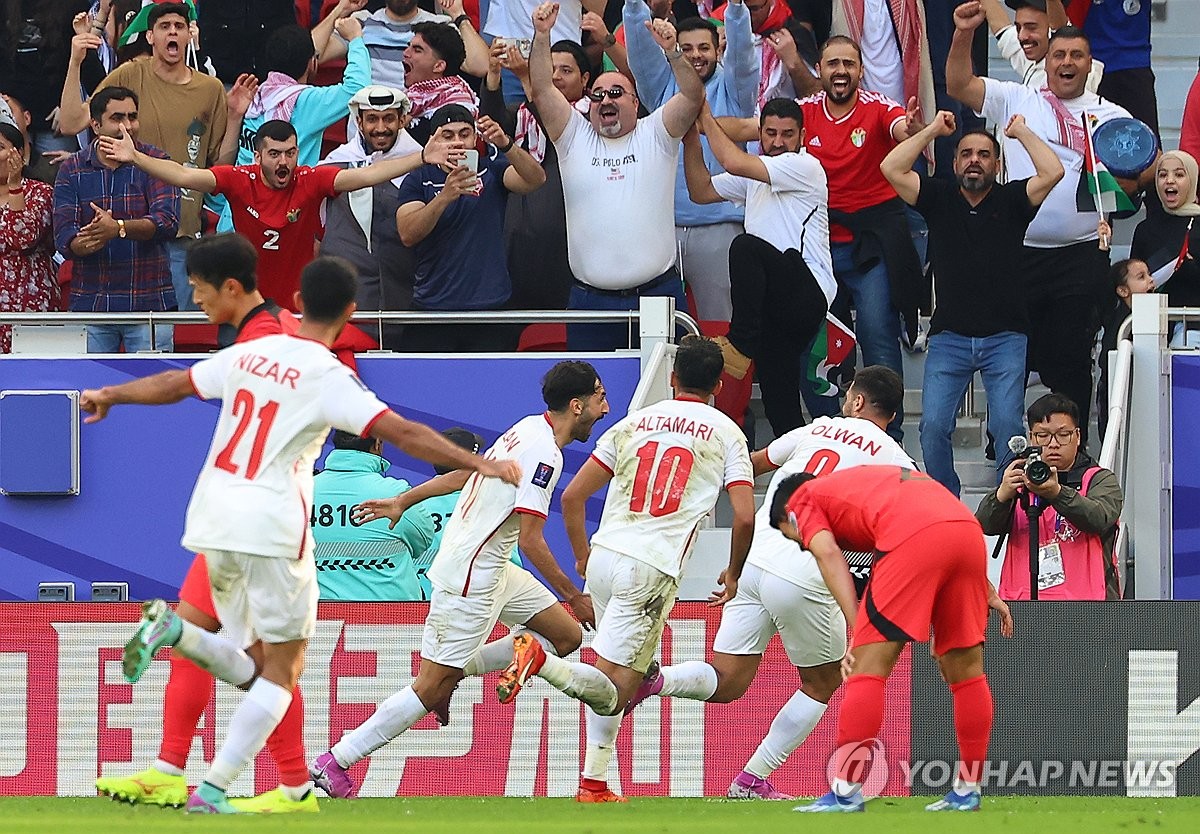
287,208,302,223
532,462,555,489
850,128,867,148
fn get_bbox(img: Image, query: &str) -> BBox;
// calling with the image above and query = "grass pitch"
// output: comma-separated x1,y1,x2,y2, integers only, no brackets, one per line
1,796,1197,833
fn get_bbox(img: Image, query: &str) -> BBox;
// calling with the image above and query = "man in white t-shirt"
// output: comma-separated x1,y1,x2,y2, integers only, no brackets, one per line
499,336,755,802
308,361,610,799
80,257,519,814
528,1,706,350
622,365,912,800
683,97,834,436
980,0,1102,93
947,0,1153,446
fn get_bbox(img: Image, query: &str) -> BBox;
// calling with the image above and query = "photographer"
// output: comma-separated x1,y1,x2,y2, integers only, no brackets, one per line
976,393,1123,601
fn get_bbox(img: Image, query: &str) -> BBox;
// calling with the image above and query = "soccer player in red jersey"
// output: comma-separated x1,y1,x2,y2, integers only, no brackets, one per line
769,466,1013,813
99,118,463,310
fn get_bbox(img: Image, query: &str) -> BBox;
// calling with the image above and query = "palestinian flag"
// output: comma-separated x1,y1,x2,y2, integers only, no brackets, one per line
1078,113,1137,214
806,312,856,398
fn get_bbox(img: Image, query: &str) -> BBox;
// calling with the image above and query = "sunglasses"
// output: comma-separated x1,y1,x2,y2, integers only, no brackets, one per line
587,87,631,103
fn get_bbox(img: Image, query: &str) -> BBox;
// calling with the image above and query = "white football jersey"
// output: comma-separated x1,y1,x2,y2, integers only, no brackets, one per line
589,397,753,579
428,413,562,597
749,416,915,588
184,334,388,560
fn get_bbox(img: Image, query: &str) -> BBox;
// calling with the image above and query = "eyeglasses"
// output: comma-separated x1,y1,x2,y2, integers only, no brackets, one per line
587,87,630,103
1031,429,1078,446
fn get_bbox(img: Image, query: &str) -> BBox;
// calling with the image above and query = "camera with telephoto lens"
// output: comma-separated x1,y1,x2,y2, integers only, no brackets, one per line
1007,436,1053,486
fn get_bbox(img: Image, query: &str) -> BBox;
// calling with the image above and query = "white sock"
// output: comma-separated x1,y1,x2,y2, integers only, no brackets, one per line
537,654,618,714
279,781,314,801
954,778,980,795
331,685,427,768
152,759,184,777
581,709,623,780
743,690,827,778
462,630,558,677
204,678,291,791
175,621,256,686
833,778,861,797
658,661,719,701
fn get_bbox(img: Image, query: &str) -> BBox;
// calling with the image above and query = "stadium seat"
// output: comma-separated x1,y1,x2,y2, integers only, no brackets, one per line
518,323,567,352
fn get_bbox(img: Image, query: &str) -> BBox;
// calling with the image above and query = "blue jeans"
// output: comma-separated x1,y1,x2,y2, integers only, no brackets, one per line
566,268,687,351
87,323,175,353
919,330,1026,496
166,238,195,311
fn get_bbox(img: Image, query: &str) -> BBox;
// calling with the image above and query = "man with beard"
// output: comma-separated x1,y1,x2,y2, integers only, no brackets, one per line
980,0,1102,92
320,86,422,348
399,22,485,146
683,98,835,436
101,118,461,312
529,2,705,350
58,2,226,311
947,1,1151,447
626,1,757,322
881,111,1063,495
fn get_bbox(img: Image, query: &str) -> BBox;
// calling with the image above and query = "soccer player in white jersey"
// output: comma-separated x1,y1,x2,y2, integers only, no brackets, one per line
308,361,610,798
623,365,913,800
80,257,519,814
498,335,756,803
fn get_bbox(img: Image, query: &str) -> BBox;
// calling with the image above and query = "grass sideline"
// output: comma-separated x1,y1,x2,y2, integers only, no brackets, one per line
1,796,1198,833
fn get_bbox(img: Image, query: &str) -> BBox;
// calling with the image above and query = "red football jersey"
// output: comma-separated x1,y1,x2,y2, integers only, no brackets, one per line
785,465,979,554
797,90,905,241
211,164,341,311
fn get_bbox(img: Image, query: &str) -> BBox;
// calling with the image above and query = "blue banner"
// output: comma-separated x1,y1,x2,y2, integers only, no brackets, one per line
0,354,642,601
1172,355,1200,599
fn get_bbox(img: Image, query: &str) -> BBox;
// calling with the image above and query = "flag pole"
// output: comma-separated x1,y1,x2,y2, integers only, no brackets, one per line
1084,111,1109,251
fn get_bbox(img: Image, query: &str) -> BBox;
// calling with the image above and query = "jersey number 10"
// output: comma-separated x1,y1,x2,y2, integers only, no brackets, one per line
214,388,280,480
630,441,695,517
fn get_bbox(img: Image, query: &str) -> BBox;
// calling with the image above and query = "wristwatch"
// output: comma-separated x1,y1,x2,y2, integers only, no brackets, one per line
667,45,683,61
117,219,127,239
453,14,471,27
603,33,616,48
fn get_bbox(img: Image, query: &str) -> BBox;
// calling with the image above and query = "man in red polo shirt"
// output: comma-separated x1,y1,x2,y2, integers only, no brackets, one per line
100,119,461,310
769,465,1012,813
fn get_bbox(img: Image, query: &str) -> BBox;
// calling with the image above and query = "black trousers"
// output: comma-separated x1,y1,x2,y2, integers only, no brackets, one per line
1022,242,1111,448
398,316,522,353
726,234,828,435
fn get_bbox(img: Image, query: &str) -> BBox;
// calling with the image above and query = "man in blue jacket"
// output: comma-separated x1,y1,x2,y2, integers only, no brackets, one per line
625,0,758,321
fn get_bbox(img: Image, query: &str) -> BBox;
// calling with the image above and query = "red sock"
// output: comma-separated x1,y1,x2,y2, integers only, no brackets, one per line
834,674,887,784
580,777,608,792
950,675,993,785
266,685,308,787
157,654,214,770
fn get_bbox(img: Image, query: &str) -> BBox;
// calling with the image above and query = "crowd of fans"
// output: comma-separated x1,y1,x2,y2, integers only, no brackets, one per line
0,0,1194,506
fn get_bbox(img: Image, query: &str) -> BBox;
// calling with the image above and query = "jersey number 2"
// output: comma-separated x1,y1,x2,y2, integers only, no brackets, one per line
630,442,694,517
214,389,280,479
262,230,281,250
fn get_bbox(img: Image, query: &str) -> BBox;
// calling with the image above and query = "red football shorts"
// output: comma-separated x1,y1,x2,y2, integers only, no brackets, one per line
853,520,988,656
178,553,219,620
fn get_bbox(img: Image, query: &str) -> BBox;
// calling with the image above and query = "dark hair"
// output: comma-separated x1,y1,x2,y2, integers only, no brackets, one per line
1026,392,1080,429
0,123,25,154
768,472,816,529
676,17,719,48
1109,258,1140,292
542,361,601,411
300,256,358,323
147,2,191,28
254,119,298,150
847,365,904,420
551,40,591,82
673,335,724,394
331,430,376,452
821,35,863,62
264,24,316,80
186,233,258,292
1048,25,1090,53
760,97,803,129
434,427,485,475
412,21,465,76
89,86,139,123
958,128,1000,156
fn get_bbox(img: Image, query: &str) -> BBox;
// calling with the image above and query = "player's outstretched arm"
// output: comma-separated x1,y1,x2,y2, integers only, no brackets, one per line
97,125,218,192
352,470,471,528
80,369,196,423
518,513,594,628
560,458,612,577
749,449,779,478
333,137,462,193
806,529,857,629
368,412,521,485
710,483,755,607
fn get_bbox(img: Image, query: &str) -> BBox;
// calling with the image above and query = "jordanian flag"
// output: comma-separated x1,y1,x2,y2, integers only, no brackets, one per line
1078,113,1137,214
806,312,856,398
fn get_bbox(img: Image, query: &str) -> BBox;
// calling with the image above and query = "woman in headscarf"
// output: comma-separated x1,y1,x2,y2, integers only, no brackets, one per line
0,121,57,353
1131,150,1200,307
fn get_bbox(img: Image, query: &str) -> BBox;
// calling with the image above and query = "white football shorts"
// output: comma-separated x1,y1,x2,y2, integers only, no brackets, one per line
204,549,318,647
585,546,678,674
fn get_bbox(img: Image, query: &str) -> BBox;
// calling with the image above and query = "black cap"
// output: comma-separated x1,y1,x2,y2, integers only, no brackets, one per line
426,104,475,133
434,427,485,475
1005,0,1048,11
